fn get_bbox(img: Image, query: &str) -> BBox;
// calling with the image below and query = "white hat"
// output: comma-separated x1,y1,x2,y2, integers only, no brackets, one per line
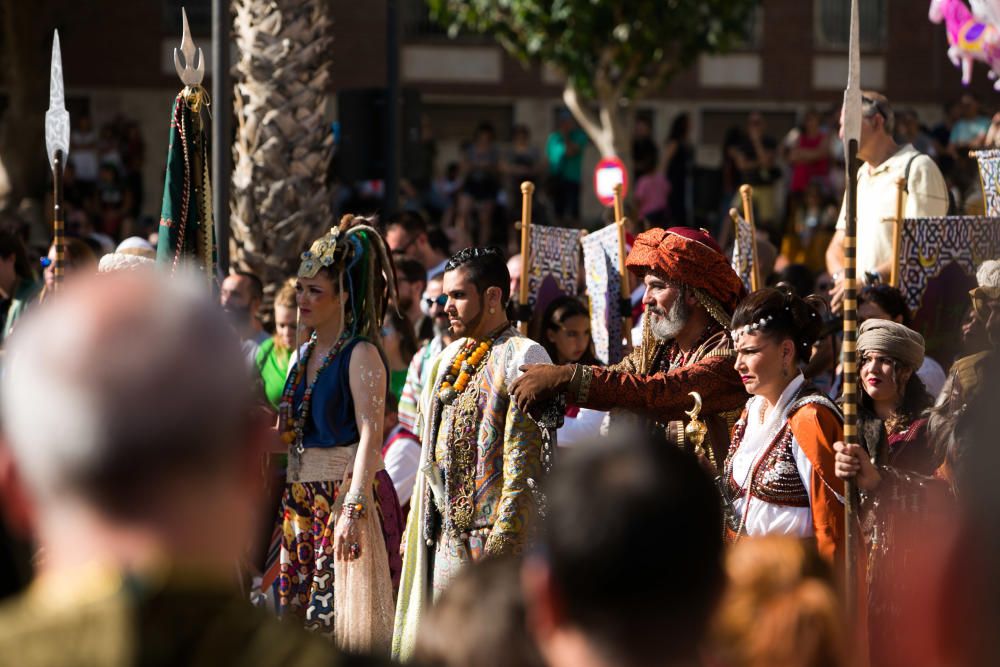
976,259,1000,290
98,237,156,273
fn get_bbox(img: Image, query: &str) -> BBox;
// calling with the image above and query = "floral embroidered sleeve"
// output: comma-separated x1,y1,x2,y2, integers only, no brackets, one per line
484,342,549,556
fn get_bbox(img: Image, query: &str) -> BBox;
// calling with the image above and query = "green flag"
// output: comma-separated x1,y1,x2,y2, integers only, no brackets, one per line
157,87,215,280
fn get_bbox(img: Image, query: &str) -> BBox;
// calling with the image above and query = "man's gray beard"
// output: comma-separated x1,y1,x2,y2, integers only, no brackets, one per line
649,296,689,342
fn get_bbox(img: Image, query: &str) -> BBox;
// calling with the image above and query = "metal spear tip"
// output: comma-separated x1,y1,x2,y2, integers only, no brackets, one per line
173,7,204,87
45,29,70,172
841,0,862,145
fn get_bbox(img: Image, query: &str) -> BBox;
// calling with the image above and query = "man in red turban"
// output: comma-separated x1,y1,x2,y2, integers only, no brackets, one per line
511,227,748,472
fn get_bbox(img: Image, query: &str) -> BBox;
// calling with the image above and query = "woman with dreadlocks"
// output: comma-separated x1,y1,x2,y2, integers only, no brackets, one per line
259,215,404,653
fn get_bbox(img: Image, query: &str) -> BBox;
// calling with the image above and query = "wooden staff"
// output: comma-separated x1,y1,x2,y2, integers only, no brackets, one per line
613,183,633,348
890,177,906,287
739,185,761,292
518,181,534,335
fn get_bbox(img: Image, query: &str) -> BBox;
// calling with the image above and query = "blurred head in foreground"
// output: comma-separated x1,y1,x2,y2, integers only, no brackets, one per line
0,269,270,578
414,557,544,667
523,434,724,667
708,536,845,667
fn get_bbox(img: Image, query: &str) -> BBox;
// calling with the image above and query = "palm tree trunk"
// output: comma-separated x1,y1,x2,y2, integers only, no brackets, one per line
231,0,334,312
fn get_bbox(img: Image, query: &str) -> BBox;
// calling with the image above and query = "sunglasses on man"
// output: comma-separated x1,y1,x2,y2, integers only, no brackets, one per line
424,294,448,308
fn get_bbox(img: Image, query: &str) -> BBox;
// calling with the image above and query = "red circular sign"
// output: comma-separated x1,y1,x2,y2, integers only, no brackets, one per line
593,156,628,207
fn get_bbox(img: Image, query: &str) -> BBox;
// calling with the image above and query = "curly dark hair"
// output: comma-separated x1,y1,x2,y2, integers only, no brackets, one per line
731,287,827,363
444,246,511,305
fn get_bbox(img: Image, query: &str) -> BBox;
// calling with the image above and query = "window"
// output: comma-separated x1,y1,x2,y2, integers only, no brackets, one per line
814,0,887,50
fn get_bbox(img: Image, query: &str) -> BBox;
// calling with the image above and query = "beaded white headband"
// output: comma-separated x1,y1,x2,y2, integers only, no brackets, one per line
730,314,774,341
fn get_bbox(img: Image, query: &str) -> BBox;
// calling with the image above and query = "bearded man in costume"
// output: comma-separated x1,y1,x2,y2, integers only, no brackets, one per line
392,247,551,660
511,227,748,472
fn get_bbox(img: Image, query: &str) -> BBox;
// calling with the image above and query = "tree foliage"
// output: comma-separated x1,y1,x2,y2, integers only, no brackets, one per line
429,0,758,156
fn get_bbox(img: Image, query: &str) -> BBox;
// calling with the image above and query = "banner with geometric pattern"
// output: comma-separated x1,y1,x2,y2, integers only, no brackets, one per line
582,223,625,365
527,224,581,316
972,149,1000,216
731,212,755,293
898,216,1000,363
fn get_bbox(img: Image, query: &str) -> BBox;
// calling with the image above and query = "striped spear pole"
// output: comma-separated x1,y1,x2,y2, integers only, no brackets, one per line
840,0,862,622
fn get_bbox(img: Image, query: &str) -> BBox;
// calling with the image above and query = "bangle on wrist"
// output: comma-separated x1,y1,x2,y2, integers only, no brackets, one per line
342,492,367,519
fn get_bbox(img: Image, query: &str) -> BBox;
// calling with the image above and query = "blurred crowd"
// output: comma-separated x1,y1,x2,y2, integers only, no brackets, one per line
0,88,999,667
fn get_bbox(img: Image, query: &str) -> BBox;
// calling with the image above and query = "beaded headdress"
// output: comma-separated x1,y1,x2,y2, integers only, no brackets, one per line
297,214,398,342
730,314,774,341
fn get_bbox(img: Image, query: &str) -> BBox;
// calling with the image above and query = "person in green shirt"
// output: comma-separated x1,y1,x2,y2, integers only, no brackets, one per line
0,229,42,345
382,309,417,402
256,280,298,409
546,111,589,223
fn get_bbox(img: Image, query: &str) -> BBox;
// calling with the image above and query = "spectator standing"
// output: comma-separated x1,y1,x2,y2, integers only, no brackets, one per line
728,112,783,244
385,211,450,280
398,275,453,433
949,93,990,150
0,229,41,344
39,237,97,303
538,297,606,447
787,109,831,199
394,257,428,341
220,271,269,360
664,113,694,226
503,125,543,224
69,115,100,185
256,280,298,410
458,123,502,246
381,393,421,519
546,111,588,224
382,310,418,402
631,115,659,178
633,151,671,228
826,92,949,307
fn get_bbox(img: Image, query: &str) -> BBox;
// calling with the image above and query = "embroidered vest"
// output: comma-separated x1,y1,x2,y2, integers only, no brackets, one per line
724,388,840,508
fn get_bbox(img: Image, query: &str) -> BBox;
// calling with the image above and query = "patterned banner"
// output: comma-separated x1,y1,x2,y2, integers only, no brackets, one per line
731,213,754,293
526,224,581,315
973,149,1000,216
582,223,625,365
898,216,1000,363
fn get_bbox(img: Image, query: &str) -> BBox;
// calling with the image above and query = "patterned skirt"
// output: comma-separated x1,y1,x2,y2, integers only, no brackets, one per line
261,463,403,649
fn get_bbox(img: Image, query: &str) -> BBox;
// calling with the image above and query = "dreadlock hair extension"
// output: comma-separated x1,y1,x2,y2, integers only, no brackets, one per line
305,214,399,360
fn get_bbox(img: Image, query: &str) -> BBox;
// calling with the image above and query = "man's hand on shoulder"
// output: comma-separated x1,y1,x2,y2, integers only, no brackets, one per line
510,363,574,412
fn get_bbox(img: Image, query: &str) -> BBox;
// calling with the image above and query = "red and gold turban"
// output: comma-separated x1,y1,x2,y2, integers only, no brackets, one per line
626,227,746,319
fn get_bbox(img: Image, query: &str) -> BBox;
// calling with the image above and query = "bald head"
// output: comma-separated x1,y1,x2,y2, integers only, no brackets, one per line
1,270,253,514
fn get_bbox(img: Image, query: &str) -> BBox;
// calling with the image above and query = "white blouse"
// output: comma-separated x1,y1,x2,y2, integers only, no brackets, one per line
729,374,815,539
